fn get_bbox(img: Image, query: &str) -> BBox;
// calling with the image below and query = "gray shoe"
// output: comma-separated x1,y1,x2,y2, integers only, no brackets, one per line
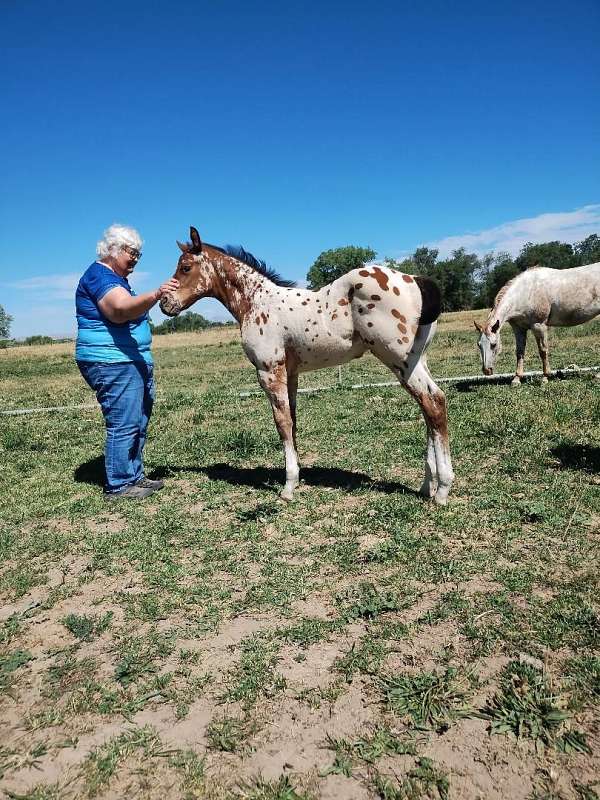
105,484,155,500
135,477,165,490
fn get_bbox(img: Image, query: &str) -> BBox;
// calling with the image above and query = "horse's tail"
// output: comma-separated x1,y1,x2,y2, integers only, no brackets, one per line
414,276,442,326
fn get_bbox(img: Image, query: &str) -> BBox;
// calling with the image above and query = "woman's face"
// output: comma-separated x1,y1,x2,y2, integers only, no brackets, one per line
113,245,141,277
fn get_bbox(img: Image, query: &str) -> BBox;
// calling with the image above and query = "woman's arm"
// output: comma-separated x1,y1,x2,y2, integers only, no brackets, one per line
98,278,179,324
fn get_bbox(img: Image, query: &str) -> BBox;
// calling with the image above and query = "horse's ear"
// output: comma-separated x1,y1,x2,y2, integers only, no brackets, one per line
189,226,203,254
177,240,189,253
473,321,483,333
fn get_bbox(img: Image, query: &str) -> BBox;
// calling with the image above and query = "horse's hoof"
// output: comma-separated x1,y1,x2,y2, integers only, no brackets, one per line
419,482,436,499
511,377,521,388
433,492,449,506
279,489,294,502
541,376,549,384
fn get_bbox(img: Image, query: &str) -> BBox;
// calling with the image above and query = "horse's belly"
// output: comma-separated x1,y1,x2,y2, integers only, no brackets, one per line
296,335,365,372
548,298,600,326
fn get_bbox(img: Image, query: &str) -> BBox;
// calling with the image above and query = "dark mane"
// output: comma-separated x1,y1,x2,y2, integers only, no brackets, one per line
211,243,296,288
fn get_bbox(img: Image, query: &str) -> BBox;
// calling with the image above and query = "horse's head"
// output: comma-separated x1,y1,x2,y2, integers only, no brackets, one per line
160,226,215,316
474,319,502,375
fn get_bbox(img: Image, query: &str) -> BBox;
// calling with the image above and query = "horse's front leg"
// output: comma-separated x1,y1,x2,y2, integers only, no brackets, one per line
287,371,299,451
511,325,528,387
531,323,550,382
257,367,299,501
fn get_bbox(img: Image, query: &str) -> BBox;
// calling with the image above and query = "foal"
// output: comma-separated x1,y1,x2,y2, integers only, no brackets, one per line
160,227,454,504
475,263,600,385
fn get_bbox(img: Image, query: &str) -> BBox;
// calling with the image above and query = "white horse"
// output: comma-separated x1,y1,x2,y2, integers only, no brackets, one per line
475,262,600,385
160,227,454,504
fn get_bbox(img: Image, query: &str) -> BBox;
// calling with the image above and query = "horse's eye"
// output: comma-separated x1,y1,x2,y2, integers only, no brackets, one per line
182,266,191,274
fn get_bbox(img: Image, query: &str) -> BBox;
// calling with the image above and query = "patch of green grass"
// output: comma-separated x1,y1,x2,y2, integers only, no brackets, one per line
335,635,388,682
223,634,286,708
564,655,600,709
4,784,62,800
337,581,408,621
373,757,449,800
62,612,113,641
276,617,343,649
322,727,417,777
113,629,176,686
206,714,254,752
381,668,473,730
82,726,174,797
168,749,205,798
480,661,579,752
0,649,33,696
232,775,310,800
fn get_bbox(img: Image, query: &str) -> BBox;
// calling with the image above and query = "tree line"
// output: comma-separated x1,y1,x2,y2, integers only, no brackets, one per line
1,233,598,341
306,234,600,312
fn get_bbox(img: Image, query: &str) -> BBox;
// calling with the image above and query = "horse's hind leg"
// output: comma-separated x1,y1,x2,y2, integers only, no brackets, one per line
401,360,454,505
372,322,451,503
257,366,299,501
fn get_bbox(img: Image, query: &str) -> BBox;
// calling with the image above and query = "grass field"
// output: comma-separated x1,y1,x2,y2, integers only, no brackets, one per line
0,311,599,800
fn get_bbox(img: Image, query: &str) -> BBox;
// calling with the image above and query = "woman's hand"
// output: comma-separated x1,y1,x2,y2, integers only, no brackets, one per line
154,278,180,301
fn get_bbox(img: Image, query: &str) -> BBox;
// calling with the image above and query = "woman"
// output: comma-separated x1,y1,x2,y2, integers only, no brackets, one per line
76,224,179,499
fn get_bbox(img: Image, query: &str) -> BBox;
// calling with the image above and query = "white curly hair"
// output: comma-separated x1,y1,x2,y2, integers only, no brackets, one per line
96,224,143,259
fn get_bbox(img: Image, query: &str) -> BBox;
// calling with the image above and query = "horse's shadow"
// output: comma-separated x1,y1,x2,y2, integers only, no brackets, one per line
199,463,417,496
550,442,600,473
73,456,417,495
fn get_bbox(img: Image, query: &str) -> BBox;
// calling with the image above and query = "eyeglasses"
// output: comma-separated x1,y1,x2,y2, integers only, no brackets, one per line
122,245,142,260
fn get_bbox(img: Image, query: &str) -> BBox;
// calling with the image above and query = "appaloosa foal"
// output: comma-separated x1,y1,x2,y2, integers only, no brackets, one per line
160,227,454,504
476,262,600,385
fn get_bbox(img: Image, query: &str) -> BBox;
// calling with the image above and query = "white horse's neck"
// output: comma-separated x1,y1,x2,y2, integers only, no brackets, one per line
486,278,521,331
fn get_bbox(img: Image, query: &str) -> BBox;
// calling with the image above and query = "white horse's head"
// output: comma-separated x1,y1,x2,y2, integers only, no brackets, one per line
474,320,502,375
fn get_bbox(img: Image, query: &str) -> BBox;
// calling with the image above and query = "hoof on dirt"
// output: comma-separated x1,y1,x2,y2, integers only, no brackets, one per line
279,489,294,502
433,493,448,506
511,377,522,388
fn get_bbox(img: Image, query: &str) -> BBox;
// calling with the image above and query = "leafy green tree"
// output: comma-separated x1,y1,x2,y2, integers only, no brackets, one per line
151,311,216,335
474,252,518,308
412,246,439,275
426,248,479,312
0,304,12,339
574,233,600,266
24,335,54,345
306,246,376,290
515,241,577,271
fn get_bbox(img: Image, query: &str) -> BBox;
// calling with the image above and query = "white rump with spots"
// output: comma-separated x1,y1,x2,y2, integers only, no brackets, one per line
475,262,600,385
160,227,454,504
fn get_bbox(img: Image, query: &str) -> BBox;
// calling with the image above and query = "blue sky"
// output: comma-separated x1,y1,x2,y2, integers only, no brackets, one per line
1,0,599,337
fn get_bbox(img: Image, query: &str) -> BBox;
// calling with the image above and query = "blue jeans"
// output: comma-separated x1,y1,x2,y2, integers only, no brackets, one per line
77,361,155,493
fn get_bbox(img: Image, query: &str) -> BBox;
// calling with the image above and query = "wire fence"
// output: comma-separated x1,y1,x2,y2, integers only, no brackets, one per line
2,365,598,416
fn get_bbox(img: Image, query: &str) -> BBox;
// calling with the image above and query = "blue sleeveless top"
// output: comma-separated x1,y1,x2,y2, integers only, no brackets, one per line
75,262,153,364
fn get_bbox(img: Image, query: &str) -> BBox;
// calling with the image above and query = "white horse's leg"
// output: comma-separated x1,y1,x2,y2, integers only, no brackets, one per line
531,323,550,382
257,366,299,501
511,325,527,386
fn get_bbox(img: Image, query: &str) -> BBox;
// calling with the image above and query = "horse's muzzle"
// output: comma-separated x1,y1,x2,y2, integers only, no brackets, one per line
159,295,182,317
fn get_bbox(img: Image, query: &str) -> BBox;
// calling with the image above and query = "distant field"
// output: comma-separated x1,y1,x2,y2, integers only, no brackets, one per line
0,311,599,799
